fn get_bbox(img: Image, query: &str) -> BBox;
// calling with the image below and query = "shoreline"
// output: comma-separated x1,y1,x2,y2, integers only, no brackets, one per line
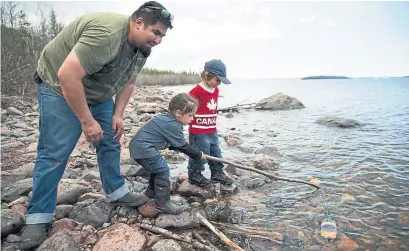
1,85,407,251
0,85,310,250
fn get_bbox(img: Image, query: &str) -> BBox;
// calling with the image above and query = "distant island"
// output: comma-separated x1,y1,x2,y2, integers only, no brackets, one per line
301,76,351,80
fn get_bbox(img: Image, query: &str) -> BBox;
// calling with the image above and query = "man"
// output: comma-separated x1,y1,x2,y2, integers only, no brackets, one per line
20,1,174,249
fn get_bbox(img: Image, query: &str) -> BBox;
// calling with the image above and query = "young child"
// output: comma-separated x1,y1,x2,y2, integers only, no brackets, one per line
129,93,205,214
187,59,234,186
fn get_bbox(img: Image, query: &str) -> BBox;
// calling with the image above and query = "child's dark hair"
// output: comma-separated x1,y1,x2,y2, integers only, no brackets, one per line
201,71,217,81
131,1,173,29
168,93,198,115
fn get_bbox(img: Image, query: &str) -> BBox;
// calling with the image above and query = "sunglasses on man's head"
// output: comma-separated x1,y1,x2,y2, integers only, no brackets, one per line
144,6,174,23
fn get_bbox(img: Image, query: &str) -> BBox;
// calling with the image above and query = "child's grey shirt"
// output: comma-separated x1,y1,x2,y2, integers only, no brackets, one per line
129,112,201,160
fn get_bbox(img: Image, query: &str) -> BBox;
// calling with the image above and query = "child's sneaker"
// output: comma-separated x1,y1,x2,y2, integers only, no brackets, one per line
211,170,234,185
188,171,211,187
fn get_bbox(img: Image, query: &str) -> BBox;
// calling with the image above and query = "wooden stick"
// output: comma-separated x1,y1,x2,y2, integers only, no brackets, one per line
193,231,219,250
210,221,283,242
193,231,209,245
140,223,221,251
204,154,320,189
218,102,256,113
197,213,245,251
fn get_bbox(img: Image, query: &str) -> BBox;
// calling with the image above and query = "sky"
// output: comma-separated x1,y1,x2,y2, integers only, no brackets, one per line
19,0,409,79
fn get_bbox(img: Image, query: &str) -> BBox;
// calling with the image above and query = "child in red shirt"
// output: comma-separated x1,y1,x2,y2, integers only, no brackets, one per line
187,59,234,186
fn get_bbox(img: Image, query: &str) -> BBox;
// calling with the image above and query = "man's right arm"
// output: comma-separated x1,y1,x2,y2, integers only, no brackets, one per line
57,27,112,143
58,50,92,125
58,50,104,143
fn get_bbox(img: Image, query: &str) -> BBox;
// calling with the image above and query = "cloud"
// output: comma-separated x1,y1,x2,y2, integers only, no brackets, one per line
299,16,316,23
323,18,339,27
141,1,280,55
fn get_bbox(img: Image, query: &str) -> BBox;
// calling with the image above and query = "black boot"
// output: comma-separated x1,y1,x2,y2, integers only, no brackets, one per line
20,223,49,250
145,176,155,199
188,170,211,187
154,178,184,214
211,169,234,185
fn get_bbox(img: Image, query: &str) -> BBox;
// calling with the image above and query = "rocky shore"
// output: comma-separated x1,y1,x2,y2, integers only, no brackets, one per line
1,86,389,251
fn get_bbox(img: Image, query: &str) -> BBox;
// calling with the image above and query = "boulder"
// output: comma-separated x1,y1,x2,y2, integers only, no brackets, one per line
92,223,146,251
316,116,363,128
255,93,305,110
1,210,24,237
253,154,279,170
37,232,80,251
155,208,207,229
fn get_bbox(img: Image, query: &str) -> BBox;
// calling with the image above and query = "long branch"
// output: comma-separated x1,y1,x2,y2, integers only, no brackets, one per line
204,155,320,189
140,223,221,251
193,231,219,250
197,213,245,251
209,221,283,242
218,102,256,112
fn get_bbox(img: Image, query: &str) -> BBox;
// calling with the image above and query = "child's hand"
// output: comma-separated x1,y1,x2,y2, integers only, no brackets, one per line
169,146,180,153
201,153,206,160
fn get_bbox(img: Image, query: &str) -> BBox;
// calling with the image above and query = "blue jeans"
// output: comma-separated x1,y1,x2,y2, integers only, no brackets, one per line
26,83,130,224
187,133,223,172
134,154,170,180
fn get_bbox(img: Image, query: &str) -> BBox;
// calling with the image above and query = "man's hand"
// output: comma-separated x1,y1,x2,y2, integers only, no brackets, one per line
81,118,104,143
112,115,124,141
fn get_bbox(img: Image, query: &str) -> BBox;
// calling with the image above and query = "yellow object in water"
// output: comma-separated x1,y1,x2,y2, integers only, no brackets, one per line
309,177,321,185
341,193,356,201
320,220,337,239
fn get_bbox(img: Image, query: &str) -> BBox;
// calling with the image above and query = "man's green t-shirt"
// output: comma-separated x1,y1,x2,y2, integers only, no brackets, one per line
36,12,147,104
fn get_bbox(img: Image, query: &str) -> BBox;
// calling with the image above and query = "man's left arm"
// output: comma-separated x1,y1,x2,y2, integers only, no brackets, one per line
112,78,136,141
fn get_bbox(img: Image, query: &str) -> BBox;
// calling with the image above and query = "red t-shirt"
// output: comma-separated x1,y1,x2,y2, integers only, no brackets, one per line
188,83,219,134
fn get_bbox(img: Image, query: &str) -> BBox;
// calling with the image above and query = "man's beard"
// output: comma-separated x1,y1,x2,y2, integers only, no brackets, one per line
139,46,151,57
128,40,152,57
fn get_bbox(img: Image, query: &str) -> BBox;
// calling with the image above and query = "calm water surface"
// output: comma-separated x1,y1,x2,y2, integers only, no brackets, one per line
161,78,409,250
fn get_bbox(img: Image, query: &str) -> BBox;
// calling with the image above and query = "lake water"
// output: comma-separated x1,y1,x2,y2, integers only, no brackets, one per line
160,78,409,250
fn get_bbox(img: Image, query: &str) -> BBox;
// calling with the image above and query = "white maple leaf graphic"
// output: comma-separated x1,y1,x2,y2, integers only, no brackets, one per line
206,98,218,111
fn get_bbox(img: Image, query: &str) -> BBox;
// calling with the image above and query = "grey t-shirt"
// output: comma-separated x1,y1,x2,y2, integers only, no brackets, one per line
130,113,187,159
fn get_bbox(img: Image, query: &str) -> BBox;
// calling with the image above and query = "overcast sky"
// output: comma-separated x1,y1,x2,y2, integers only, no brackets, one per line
20,0,409,79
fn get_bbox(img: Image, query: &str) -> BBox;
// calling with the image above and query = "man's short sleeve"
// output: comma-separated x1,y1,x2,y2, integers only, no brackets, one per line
73,28,113,75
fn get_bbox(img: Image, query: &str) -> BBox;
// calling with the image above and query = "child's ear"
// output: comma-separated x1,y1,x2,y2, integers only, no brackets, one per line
175,110,182,117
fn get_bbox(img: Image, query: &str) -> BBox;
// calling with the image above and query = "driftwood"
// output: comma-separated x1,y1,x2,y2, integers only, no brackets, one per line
204,154,320,189
197,213,245,251
193,231,219,250
218,102,256,113
210,221,283,244
140,223,221,251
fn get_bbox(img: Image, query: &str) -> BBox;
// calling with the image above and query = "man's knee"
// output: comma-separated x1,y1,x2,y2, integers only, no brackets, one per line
36,147,72,170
